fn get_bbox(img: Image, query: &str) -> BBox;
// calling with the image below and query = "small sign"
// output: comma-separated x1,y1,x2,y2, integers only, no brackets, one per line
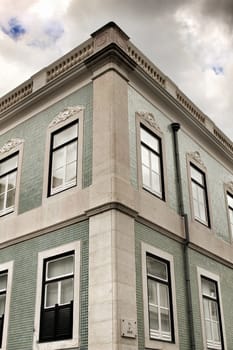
121,319,137,338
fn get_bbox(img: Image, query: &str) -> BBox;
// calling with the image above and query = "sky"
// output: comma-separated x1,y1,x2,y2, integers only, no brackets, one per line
0,0,233,140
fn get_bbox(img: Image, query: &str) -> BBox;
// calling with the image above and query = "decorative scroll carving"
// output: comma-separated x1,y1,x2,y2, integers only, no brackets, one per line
137,111,161,132
0,138,24,154
226,181,233,193
49,106,84,128
188,151,205,167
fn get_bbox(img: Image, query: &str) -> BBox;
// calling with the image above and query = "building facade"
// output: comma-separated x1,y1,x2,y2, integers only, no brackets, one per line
0,22,233,350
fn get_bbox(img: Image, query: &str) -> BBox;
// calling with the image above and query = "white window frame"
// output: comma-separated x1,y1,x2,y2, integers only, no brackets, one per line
42,106,84,201
33,241,80,350
224,185,233,241
141,242,179,350
136,112,167,201
190,163,210,226
0,139,24,217
197,267,226,350
0,261,14,350
44,254,74,309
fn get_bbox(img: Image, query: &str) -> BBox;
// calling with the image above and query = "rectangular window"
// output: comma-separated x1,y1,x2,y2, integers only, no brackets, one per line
190,164,209,226
146,254,173,342
227,192,233,237
40,252,74,342
140,126,164,199
49,122,78,196
201,277,223,350
0,153,18,216
0,272,7,348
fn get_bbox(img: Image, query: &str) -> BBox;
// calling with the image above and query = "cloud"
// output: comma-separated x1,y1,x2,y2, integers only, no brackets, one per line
1,17,26,40
199,0,233,29
0,0,232,140
45,21,64,42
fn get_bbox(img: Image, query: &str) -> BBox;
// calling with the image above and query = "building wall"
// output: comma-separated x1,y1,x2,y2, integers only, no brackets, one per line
0,220,89,350
0,83,93,214
135,222,189,350
1,22,233,350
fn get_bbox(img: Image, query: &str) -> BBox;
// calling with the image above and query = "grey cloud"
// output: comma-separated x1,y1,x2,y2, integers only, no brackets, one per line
200,0,233,27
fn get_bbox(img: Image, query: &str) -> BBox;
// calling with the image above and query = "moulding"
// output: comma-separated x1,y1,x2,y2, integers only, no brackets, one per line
225,181,233,193
188,151,205,168
136,111,161,132
48,106,85,128
0,138,24,155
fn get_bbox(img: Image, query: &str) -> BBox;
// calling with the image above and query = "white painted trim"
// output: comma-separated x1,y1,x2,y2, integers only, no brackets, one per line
0,140,24,217
136,113,168,202
33,241,80,350
42,107,84,203
141,242,179,350
0,260,14,350
197,267,227,350
186,154,213,228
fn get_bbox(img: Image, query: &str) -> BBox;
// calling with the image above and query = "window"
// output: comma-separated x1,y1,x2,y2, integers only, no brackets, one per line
34,242,80,350
142,243,179,350
201,277,223,349
146,254,173,341
140,125,164,199
0,272,7,348
226,192,233,237
0,153,18,216
40,253,74,342
0,261,13,350
190,164,210,226
49,122,78,196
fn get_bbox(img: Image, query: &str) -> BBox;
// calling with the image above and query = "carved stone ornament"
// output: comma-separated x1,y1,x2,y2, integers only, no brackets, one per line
0,138,24,154
137,111,161,132
49,106,84,128
188,151,205,167
226,181,233,193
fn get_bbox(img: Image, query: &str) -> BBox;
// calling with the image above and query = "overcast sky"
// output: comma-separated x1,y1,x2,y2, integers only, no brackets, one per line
0,0,232,140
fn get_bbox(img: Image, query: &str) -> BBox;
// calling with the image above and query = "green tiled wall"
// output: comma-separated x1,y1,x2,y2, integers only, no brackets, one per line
128,86,179,213
129,85,233,242
188,249,233,349
135,222,189,350
136,221,233,349
0,220,89,350
178,131,232,242
0,84,93,214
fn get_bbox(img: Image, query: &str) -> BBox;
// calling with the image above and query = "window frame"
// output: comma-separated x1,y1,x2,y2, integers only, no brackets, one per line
48,121,79,196
33,241,80,350
188,159,211,227
141,243,179,350
0,139,24,218
136,114,166,201
0,261,14,350
43,107,84,201
224,186,233,241
197,267,226,350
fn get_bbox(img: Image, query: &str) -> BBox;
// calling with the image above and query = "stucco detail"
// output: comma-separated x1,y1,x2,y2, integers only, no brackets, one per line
225,181,233,193
49,105,85,128
136,111,161,132
0,138,24,154
188,151,206,168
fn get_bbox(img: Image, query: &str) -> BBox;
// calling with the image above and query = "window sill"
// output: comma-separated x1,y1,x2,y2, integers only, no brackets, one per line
34,338,79,350
0,207,14,217
145,338,179,350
